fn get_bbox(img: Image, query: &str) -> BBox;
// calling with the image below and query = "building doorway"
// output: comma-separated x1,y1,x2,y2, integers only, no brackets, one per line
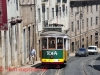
4,31,7,68
87,37,88,48
23,29,26,63
91,35,92,45
28,27,30,61
82,38,84,48
95,42,98,47
95,32,98,47
72,42,74,53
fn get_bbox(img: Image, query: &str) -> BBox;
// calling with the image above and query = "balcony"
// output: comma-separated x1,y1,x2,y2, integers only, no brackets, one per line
62,0,67,5
42,20,48,28
62,0,67,3
43,23,63,32
95,37,98,41
42,0,48,4
43,22,63,27
55,0,61,5
19,0,35,6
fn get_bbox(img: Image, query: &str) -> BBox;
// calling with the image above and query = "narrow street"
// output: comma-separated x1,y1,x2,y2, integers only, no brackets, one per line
1,0,100,75
29,54,100,75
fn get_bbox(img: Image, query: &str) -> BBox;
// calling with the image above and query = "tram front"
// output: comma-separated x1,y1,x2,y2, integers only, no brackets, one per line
40,31,70,65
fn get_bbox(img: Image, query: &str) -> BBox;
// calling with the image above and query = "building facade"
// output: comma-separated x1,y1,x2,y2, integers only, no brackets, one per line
35,0,70,56
0,0,36,75
19,0,36,64
0,0,21,74
70,0,100,52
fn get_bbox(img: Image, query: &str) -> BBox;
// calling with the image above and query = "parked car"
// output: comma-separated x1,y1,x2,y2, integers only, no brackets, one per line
75,48,89,57
87,46,98,55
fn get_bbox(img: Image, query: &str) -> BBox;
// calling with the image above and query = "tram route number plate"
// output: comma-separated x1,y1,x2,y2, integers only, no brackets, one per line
46,51,58,55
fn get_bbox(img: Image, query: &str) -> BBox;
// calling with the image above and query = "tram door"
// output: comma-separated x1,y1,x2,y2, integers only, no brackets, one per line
64,38,69,61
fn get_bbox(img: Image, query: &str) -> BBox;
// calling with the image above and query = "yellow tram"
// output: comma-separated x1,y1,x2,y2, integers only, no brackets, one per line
39,24,70,64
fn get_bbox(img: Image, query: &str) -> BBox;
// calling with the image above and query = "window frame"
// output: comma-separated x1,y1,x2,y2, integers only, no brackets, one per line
42,38,47,49
57,37,63,49
52,8,54,19
38,8,41,22
48,37,56,49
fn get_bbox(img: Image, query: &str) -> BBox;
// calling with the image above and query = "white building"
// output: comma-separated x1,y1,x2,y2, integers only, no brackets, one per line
36,0,70,32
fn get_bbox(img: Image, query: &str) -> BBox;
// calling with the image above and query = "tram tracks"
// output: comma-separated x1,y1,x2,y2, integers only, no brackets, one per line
54,69,61,75
37,64,62,75
81,58,89,75
90,59,100,74
39,70,48,75
39,69,61,75
36,64,48,75
81,56,100,75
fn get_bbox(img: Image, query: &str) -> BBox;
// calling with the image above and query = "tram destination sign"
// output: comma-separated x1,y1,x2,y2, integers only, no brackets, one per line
0,0,8,30
42,50,63,59
46,51,58,55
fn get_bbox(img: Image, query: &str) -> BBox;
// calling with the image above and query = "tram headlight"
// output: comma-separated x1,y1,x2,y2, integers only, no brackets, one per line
50,56,53,59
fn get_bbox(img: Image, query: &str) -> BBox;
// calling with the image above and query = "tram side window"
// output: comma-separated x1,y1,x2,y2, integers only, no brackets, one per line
57,38,63,49
42,38,47,49
48,38,56,49
64,39,66,49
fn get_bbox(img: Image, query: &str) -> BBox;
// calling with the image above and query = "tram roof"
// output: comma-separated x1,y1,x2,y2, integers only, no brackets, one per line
40,31,67,36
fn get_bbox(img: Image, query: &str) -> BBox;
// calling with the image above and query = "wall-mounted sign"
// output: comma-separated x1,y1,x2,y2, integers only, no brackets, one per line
0,0,8,30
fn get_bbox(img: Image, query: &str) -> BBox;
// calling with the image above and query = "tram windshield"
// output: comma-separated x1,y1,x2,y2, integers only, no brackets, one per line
42,37,64,49
57,38,63,49
48,38,56,49
42,38,47,49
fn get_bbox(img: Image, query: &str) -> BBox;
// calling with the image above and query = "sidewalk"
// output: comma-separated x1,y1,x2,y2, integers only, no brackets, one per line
98,48,100,53
5,61,41,75
5,53,75,75
69,53,75,57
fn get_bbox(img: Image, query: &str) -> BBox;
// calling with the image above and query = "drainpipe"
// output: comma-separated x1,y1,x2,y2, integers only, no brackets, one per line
99,4,100,47
80,1,82,48
34,0,37,60
34,0,36,49
31,0,37,60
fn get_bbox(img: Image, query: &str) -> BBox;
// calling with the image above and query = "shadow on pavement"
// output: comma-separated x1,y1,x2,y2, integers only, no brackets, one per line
31,63,42,68
88,65,100,72
31,63,66,70
96,57,100,60
88,56,100,72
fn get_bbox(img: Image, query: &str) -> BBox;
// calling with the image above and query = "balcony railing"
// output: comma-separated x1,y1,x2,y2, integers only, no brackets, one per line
55,0,61,4
42,21,64,28
42,20,48,28
62,0,67,3
43,28,62,32
95,37,98,41
42,0,48,2
43,23,63,32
